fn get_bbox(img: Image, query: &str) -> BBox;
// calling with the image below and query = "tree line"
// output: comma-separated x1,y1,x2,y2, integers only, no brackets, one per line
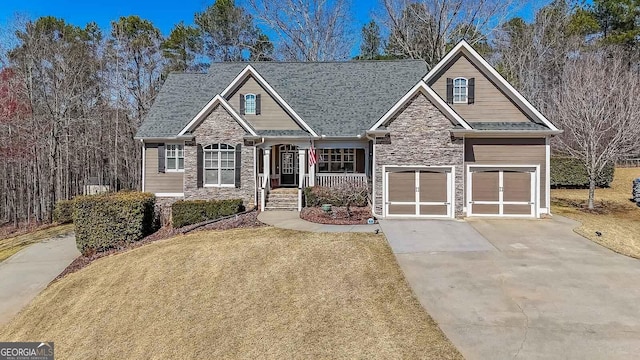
1,0,638,225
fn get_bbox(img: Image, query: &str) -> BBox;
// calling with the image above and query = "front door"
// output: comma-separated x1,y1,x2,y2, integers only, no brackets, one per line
279,145,298,186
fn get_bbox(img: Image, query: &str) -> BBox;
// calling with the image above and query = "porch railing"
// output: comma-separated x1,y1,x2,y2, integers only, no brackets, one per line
315,173,368,187
258,173,368,189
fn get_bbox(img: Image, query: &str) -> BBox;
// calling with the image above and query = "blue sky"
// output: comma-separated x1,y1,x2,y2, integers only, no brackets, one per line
1,0,544,55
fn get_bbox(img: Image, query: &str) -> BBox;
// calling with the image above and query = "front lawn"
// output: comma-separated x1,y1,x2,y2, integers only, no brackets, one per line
552,167,640,258
0,227,461,359
0,224,74,262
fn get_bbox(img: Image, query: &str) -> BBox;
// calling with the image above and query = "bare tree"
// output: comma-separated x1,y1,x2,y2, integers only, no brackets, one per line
494,0,585,113
381,0,520,65
247,0,354,61
552,48,640,209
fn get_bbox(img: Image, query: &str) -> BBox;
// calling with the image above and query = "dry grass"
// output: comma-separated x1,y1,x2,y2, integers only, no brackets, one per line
551,167,640,258
0,228,461,359
0,224,74,262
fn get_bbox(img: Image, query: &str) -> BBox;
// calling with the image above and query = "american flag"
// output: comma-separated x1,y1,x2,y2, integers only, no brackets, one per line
309,141,318,166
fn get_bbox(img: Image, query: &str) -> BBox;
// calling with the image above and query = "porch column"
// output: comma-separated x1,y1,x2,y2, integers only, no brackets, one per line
298,148,306,211
263,148,271,190
309,141,316,186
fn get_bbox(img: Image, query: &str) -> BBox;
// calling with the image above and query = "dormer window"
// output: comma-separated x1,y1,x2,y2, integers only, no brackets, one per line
244,94,256,114
453,77,468,103
239,93,261,115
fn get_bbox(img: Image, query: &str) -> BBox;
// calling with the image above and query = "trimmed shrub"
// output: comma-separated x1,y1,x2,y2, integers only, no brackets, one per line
304,183,369,207
53,199,75,224
171,199,244,228
74,192,156,255
551,157,614,188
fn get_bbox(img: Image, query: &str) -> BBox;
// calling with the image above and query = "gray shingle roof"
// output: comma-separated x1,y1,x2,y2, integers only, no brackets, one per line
468,122,550,130
136,60,429,138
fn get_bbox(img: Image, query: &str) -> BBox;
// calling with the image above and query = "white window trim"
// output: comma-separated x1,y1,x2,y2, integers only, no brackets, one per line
317,148,357,173
244,93,256,115
203,144,236,187
165,143,185,172
453,77,468,104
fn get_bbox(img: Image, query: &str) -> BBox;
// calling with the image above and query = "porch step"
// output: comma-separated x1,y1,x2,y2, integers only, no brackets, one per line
265,189,299,211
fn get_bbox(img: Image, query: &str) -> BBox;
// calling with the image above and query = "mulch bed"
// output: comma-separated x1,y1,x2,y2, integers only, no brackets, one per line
56,212,265,280
300,206,373,225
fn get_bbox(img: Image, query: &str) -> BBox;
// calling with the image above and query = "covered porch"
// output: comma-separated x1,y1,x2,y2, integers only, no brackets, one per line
253,139,371,211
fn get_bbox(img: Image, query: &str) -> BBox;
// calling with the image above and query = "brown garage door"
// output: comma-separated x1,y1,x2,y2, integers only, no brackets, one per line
386,168,452,217
469,167,535,216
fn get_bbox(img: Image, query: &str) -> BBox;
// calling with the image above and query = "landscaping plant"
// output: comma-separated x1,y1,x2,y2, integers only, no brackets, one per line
171,199,244,228
74,192,156,255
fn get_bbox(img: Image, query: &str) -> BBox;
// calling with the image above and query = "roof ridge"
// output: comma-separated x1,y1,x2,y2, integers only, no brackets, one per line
207,59,426,65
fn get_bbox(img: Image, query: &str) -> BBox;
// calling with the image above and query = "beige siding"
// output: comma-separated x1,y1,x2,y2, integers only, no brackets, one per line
465,138,547,208
227,76,302,131
144,143,184,194
429,54,531,122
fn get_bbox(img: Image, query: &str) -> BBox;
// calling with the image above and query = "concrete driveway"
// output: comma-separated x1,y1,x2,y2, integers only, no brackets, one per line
380,216,640,360
0,234,79,325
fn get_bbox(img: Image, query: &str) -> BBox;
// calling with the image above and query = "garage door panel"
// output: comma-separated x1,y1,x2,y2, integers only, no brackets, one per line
388,204,416,215
419,171,447,202
388,172,415,202
469,167,536,217
472,171,499,201
503,171,531,202
503,204,532,215
472,204,500,214
420,205,448,216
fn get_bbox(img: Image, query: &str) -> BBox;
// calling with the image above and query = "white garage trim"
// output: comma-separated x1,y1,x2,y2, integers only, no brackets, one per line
383,165,455,219
466,164,540,218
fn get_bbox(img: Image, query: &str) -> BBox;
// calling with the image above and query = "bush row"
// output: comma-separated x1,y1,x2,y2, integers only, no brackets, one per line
304,184,369,207
53,199,75,224
551,157,614,188
171,199,244,228
74,192,156,256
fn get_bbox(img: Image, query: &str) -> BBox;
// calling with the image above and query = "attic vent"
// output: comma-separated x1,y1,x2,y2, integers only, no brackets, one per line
375,134,391,144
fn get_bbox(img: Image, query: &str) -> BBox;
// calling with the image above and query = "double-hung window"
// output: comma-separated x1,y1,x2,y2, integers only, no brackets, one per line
318,149,355,173
204,144,235,186
166,144,184,171
453,77,468,103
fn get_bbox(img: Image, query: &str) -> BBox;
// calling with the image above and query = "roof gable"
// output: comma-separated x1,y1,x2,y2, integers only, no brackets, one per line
424,41,559,131
220,65,317,136
178,95,257,136
428,53,532,122
370,80,472,131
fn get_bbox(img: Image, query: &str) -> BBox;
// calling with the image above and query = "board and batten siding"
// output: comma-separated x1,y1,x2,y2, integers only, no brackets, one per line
144,143,184,194
429,54,531,122
227,76,302,131
464,138,547,209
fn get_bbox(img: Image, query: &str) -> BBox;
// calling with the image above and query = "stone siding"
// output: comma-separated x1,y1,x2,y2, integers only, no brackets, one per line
155,196,181,226
374,92,464,216
184,105,256,207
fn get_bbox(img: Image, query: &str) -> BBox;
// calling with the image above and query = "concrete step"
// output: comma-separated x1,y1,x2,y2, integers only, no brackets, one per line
266,194,298,200
264,206,298,211
266,201,298,207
